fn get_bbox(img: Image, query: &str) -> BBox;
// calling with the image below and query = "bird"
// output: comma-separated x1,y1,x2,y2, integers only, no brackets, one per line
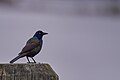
10,30,48,63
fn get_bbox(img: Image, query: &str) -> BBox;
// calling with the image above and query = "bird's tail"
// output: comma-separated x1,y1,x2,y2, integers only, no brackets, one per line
10,55,22,63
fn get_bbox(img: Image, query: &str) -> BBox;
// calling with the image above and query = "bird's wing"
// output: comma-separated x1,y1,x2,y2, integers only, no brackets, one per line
19,38,40,55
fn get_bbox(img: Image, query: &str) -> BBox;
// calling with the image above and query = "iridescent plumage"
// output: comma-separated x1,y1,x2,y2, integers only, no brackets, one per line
10,30,48,63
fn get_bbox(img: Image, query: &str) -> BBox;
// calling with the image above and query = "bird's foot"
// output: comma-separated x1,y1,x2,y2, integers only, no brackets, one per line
27,62,36,64
27,62,31,63
34,61,36,63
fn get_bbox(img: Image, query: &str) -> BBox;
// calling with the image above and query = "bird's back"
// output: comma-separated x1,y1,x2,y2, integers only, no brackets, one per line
19,37,43,57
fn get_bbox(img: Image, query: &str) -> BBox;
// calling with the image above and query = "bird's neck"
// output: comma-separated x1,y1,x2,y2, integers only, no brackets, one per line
34,37,43,43
33,35,43,41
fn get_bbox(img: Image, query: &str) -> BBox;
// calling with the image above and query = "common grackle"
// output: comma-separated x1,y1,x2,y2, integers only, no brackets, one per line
10,30,48,63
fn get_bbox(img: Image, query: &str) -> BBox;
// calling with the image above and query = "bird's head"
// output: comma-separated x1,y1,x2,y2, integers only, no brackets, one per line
34,30,48,40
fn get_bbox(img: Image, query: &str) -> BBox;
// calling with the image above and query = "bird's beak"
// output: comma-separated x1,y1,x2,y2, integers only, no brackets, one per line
43,32,48,35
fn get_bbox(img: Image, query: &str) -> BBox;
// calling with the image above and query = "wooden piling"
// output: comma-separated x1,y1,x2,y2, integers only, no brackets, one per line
0,63,59,80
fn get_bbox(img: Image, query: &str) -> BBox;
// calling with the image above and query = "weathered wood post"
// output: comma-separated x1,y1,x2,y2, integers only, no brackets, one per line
0,63,59,80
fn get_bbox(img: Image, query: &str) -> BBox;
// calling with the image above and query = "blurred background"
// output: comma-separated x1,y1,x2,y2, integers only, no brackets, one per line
0,0,120,80
0,0,120,16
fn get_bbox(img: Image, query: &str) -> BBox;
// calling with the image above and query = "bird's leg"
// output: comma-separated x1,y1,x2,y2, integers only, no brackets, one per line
26,56,30,63
31,57,36,63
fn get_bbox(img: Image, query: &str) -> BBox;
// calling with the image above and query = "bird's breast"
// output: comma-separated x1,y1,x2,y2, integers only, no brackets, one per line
27,44,42,57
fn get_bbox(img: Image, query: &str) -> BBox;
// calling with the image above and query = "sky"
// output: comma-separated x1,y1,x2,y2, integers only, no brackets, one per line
0,3,120,80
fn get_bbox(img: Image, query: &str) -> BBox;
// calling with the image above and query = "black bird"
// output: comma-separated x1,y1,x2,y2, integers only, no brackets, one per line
10,30,48,63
